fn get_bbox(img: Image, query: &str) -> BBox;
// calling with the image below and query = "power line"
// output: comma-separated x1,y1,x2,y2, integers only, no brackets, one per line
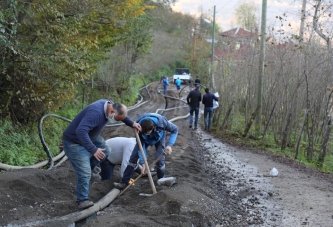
216,0,235,13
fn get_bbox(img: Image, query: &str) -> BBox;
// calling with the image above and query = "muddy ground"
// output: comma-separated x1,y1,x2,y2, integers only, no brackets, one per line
0,81,332,227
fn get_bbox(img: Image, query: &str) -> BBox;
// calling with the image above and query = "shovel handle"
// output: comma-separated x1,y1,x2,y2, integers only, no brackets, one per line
134,129,157,194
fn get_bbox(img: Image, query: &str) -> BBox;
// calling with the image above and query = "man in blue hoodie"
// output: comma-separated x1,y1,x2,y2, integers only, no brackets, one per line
114,113,178,190
175,77,182,94
62,99,141,209
162,76,169,95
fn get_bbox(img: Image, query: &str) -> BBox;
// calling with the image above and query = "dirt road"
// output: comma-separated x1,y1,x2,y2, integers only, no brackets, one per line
0,81,332,227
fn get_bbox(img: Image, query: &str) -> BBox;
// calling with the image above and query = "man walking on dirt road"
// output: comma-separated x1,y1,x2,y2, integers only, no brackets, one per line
162,76,169,95
175,77,182,93
194,76,200,87
202,88,219,130
62,100,141,210
114,113,178,190
187,85,202,129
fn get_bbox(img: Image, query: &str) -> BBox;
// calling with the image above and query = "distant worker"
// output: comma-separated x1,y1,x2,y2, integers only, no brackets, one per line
187,85,202,129
188,78,193,91
194,76,201,87
175,77,182,94
202,88,219,130
162,76,169,95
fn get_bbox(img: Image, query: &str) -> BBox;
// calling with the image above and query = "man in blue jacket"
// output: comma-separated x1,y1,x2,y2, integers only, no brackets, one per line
175,77,182,94
114,113,178,190
202,88,219,130
162,76,169,95
62,99,141,209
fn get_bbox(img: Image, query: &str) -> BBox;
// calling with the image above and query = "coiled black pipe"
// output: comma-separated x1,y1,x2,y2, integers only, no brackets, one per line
38,114,72,170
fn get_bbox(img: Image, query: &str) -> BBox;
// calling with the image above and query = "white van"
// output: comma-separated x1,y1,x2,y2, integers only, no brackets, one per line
172,68,192,84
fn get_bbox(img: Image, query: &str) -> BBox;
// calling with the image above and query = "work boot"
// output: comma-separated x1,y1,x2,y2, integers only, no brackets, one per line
91,173,102,181
114,182,128,190
91,166,102,181
143,171,157,177
134,164,142,174
77,200,94,210
92,166,101,174
135,164,157,177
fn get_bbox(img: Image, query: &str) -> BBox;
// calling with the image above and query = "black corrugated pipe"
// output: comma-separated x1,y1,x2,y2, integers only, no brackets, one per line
38,114,72,170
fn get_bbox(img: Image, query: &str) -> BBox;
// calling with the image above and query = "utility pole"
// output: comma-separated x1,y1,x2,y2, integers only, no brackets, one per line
192,23,197,75
255,0,267,135
299,0,307,42
210,5,216,90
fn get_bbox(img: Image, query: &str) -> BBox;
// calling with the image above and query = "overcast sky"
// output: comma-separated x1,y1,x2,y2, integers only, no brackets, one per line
171,0,304,35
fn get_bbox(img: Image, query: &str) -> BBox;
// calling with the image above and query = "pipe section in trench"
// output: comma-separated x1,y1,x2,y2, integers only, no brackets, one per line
9,189,120,227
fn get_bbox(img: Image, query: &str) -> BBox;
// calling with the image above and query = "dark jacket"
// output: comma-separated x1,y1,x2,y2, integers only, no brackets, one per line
63,99,133,155
187,89,202,107
202,92,218,108
194,78,200,85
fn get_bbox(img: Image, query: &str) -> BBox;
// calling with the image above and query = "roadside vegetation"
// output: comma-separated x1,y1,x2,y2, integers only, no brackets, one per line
1,0,333,174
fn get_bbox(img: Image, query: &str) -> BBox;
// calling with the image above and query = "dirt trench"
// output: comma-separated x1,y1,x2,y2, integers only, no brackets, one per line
0,81,332,227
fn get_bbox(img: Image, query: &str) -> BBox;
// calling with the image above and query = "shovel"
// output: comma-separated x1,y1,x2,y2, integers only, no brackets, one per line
133,129,157,194
118,149,166,196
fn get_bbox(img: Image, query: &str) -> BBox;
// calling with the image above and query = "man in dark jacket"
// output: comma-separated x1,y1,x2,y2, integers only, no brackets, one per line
187,85,202,129
202,88,219,130
62,100,141,209
194,76,201,87
114,113,178,190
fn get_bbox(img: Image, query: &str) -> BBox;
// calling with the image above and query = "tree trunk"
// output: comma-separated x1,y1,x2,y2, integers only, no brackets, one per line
316,116,332,168
220,100,235,131
243,105,260,137
281,113,292,151
313,0,331,49
294,109,308,159
306,114,314,161
262,101,277,140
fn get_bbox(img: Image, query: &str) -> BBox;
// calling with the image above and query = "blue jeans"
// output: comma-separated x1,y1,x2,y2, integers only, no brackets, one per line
63,135,110,203
122,136,166,183
100,160,115,180
163,85,168,95
189,106,199,128
204,107,214,129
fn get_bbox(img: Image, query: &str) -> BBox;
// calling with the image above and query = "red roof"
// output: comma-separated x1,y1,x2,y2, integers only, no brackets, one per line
220,27,256,38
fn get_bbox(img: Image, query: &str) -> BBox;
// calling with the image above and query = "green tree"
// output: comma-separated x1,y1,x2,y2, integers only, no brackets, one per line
0,0,151,124
234,0,258,31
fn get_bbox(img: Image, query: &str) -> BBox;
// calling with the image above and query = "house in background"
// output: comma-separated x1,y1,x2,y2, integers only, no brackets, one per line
212,27,296,66
210,27,257,62
220,27,257,49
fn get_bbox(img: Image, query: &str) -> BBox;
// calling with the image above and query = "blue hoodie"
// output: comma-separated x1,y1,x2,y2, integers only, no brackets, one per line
136,113,178,164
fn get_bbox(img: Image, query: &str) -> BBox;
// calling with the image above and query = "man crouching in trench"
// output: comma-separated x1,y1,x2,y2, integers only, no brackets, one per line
113,113,178,190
